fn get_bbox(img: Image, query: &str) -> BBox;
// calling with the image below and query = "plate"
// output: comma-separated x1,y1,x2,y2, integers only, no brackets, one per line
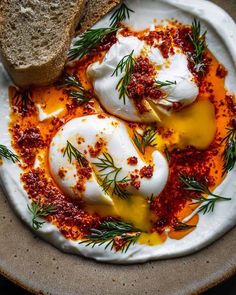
0,0,235,293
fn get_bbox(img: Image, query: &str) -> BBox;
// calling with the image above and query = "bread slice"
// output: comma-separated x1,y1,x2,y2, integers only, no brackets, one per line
0,0,86,87
76,0,121,34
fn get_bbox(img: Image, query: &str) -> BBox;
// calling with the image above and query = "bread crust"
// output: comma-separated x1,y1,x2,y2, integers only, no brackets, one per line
77,0,121,34
0,0,121,88
0,0,86,87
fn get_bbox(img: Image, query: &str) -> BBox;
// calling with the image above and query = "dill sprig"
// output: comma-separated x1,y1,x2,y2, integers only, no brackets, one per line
173,221,196,231
222,128,236,174
27,202,57,230
110,3,134,27
147,194,154,207
156,80,177,88
112,50,136,104
179,173,231,214
80,220,142,252
63,141,88,167
133,126,157,155
164,145,171,163
94,153,130,199
189,19,207,73
68,27,119,61
12,88,34,113
68,3,134,61
0,144,19,163
59,74,90,106
59,74,83,88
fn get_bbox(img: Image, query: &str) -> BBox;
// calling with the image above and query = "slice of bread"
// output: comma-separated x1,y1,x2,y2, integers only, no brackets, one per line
0,0,86,87
76,0,121,34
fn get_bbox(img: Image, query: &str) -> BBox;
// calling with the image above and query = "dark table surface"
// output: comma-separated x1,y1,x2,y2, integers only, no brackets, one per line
0,272,236,294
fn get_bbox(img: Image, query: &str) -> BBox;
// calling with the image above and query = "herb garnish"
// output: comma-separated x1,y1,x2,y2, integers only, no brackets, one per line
28,202,57,230
68,27,119,61
68,3,134,61
63,141,88,167
94,153,130,199
179,174,231,214
80,220,142,252
110,3,134,27
59,74,90,106
133,127,157,155
189,19,207,73
147,194,154,207
156,80,177,88
173,221,196,231
164,145,171,163
112,50,136,104
0,144,19,163
12,88,34,113
222,127,236,174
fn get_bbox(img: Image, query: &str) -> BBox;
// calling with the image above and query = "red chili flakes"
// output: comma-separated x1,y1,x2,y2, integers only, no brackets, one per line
216,64,228,79
142,29,174,58
173,25,209,79
88,139,104,158
82,102,95,115
51,117,66,128
173,26,193,53
151,144,219,233
131,180,141,190
118,182,129,190
225,93,236,115
140,165,154,179
113,236,127,252
16,127,44,148
154,217,169,235
66,102,77,114
77,137,85,145
127,156,138,165
58,168,67,179
97,113,106,119
78,167,92,180
75,166,92,193
92,32,117,54
13,125,45,166
127,57,164,114
22,168,100,237
130,172,141,190
76,177,86,193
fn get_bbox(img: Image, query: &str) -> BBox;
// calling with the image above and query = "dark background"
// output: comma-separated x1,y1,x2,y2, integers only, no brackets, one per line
0,272,236,294
0,0,236,294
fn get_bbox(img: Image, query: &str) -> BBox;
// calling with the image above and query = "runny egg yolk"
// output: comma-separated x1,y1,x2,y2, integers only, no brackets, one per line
155,99,216,150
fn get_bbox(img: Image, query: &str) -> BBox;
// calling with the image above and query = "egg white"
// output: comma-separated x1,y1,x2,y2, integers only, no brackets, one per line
49,114,169,205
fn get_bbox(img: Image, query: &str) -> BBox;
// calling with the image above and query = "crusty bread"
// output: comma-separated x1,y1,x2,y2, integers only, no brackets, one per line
0,0,86,87
77,0,121,34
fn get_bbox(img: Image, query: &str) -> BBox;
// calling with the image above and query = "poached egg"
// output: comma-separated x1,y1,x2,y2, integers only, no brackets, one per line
87,35,199,122
49,114,169,206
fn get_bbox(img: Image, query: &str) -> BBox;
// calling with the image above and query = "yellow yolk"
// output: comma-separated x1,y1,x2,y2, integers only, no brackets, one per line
86,195,165,246
86,195,151,232
154,99,216,151
138,232,165,246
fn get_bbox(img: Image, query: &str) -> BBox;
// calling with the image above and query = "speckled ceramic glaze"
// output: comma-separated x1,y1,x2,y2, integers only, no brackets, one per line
0,0,235,294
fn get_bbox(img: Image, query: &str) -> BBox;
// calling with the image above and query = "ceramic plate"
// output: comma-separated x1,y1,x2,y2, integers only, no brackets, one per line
0,0,235,294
